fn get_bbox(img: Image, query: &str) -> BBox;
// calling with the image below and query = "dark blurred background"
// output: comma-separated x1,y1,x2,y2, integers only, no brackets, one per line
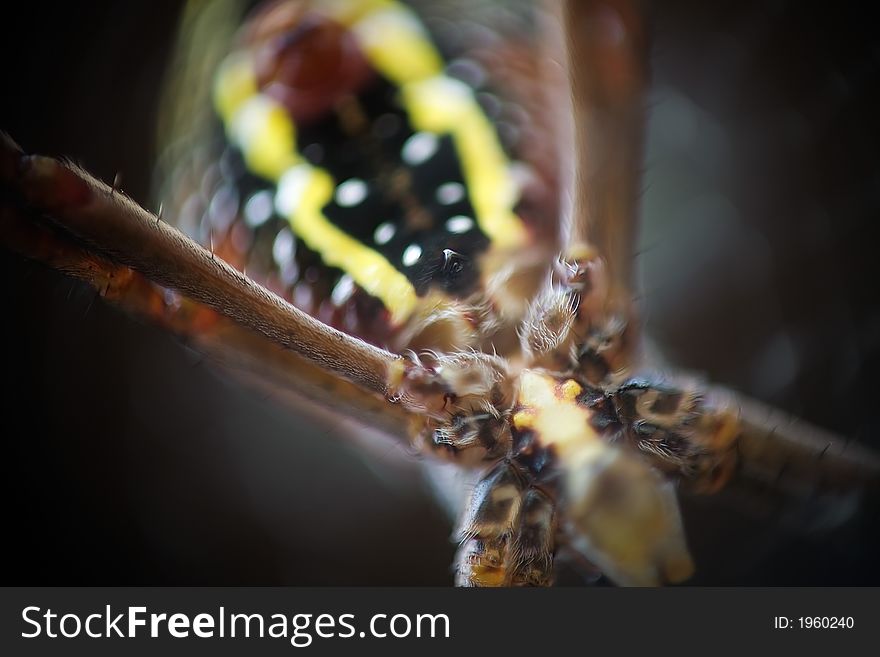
2,0,879,584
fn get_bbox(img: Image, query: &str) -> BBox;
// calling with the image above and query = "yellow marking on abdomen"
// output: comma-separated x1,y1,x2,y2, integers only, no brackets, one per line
213,0,526,324
213,47,417,324
401,77,527,248
277,164,417,322
348,3,528,249
349,4,444,83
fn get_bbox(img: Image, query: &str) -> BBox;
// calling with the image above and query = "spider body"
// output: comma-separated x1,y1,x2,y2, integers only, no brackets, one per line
2,0,878,587
163,0,555,356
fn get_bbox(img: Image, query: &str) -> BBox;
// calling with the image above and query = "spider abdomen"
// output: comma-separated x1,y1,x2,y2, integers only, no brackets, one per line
162,0,558,355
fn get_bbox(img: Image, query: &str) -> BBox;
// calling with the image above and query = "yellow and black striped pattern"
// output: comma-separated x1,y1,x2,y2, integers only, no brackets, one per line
213,0,527,326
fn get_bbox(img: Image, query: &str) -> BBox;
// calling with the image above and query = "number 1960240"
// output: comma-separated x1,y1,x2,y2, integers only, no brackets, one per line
774,617,855,629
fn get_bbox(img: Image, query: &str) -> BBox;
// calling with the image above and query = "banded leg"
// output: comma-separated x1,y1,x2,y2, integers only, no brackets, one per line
548,2,880,515
520,243,633,384
454,462,556,587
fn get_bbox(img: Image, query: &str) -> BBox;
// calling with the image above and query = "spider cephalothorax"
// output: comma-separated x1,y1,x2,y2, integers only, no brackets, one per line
384,233,741,586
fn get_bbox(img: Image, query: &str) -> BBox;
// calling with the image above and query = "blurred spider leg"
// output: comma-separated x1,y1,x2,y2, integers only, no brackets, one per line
563,0,649,311
507,488,557,586
0,198,418,443
452,457,557,587
532,0,649,376
556,4,880,517
0,134,405,398
454,463,523,586
731,392,880,498
455,462,558,587
519,2,650,381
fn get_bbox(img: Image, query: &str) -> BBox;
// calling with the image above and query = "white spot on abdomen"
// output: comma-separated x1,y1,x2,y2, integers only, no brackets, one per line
374,222,396,245
402,243,423,266
335,178,368,207
445,215,474,234
402,132,439,166
331,275,356,306
244,190,274,227
436,182,465,205
272,228,295,265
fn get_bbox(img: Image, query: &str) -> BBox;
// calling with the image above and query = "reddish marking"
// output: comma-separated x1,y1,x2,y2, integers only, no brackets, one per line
31,158,93,211
249,10,374,124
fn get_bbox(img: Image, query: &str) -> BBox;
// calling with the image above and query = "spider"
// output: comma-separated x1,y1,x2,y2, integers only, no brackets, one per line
3,0,878,585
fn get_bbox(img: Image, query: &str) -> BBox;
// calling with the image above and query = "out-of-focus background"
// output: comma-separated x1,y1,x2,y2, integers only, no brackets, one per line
2,0,878,584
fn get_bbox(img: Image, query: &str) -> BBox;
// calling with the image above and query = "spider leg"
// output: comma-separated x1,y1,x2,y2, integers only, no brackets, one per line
1,134,536,448
611,375,879,516
732,392,879,499
0,194,416,443
562,0,649,315
1,134,405,398
538,3,880,508
454,462,556,587
518,1,650,378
